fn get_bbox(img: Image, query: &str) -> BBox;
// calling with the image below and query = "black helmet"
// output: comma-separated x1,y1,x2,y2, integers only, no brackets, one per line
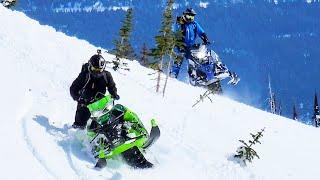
88,54,106,74
183,8,196,16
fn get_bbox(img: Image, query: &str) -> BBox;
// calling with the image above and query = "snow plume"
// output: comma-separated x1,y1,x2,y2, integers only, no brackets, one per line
2,5,320,180
172,3,180,9
199,1,210,8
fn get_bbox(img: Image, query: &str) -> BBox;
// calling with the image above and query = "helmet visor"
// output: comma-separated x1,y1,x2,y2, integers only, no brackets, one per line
89,57,106,73
90,66,104,73
185,14,195,22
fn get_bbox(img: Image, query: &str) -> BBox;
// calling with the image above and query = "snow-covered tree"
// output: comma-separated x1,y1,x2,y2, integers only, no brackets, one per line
234,128,265,165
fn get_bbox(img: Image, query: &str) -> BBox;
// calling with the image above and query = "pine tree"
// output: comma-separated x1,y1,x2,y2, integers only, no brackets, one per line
313,93,320,127
293,104,298,121
150,0,176,65
150,0,184,94
113,8,135,59
140,43,149,66
234,128,265,165
150,0,174,93
268,75,277,114
277,100,282,115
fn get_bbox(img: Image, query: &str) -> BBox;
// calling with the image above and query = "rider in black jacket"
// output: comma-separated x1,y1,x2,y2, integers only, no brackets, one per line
70,54,120,129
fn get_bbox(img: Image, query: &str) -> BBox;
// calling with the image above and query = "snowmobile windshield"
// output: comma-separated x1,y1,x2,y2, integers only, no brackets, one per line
87,95,114,116
191,45,209,63
210,50,219,61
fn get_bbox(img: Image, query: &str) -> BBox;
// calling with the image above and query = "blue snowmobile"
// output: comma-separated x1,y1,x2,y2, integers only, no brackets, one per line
171,44,239,91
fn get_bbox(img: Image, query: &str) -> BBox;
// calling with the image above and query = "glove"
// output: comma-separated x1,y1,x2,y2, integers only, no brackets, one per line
77,97,87,105
112,94,120,100
203,40,211,45
201,33,210,45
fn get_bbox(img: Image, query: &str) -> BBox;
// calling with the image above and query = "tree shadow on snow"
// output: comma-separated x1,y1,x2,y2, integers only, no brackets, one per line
227,153,246,167
33,115,69,136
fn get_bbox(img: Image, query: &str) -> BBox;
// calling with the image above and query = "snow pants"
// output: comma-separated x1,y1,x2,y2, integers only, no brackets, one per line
74,103,91,126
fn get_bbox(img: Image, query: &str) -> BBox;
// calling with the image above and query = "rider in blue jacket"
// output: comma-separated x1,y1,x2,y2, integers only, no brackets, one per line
173,8,239,85
176,8,210,50
174,8,210,82
177,8,210,50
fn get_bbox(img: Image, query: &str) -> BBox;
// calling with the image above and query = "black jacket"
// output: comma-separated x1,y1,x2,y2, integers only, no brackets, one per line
70,63,117,104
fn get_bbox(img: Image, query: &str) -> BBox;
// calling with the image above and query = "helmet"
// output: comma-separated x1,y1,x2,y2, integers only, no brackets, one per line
88,54,106,75
183,8,196,22
183,8,197,16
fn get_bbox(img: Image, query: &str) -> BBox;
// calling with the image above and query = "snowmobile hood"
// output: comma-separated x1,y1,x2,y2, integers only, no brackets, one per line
87,95,113,113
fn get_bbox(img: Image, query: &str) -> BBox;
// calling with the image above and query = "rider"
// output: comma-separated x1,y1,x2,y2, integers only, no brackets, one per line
174,8,210,81
174,8,239,85
70,53,120,129
176,8,210,57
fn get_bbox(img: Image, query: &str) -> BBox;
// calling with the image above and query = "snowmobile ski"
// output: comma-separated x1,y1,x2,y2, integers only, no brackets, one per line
122,146,153,169
143,119,160,149
95,158,107,169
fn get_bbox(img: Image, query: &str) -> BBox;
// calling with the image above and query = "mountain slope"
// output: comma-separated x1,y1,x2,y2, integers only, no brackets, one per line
15,0,320,121
1,6,320,180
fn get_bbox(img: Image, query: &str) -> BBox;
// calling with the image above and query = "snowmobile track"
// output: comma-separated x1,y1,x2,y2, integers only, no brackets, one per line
22,116,58,179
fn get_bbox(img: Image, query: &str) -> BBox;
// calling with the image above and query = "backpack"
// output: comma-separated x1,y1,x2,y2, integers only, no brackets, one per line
81,63,110,90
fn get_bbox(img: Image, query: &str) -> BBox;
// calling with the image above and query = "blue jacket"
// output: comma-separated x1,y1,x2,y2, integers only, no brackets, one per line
175,21,205,48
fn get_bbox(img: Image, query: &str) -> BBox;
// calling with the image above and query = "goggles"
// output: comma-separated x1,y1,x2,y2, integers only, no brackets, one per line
90,66,104,73
185,14,195,21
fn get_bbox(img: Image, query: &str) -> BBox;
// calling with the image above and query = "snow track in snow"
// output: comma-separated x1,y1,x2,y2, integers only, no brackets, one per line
22,116,57,180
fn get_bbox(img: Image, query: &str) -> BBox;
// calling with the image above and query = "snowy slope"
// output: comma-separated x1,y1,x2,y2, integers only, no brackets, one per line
1,6,320,180
16,0,320,121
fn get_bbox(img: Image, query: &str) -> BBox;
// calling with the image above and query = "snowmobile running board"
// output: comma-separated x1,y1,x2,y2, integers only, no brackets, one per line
143,119,160,149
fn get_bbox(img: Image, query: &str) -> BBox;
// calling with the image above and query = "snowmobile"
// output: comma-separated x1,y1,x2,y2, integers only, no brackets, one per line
83,94,160,169
1,0,16,8
171,44,240,90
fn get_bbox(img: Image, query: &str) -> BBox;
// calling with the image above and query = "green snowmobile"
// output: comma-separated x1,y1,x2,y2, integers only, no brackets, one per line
84,95,160,169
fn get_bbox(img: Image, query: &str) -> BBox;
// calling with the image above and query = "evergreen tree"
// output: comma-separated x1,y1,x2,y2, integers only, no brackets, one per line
293,104,298,121
277,100,282,115
234,128,265,165
113,8,135,59
150,0,176,66
140,43,149,66
150,0,176,93
313,93,320,127
268,75,277,114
